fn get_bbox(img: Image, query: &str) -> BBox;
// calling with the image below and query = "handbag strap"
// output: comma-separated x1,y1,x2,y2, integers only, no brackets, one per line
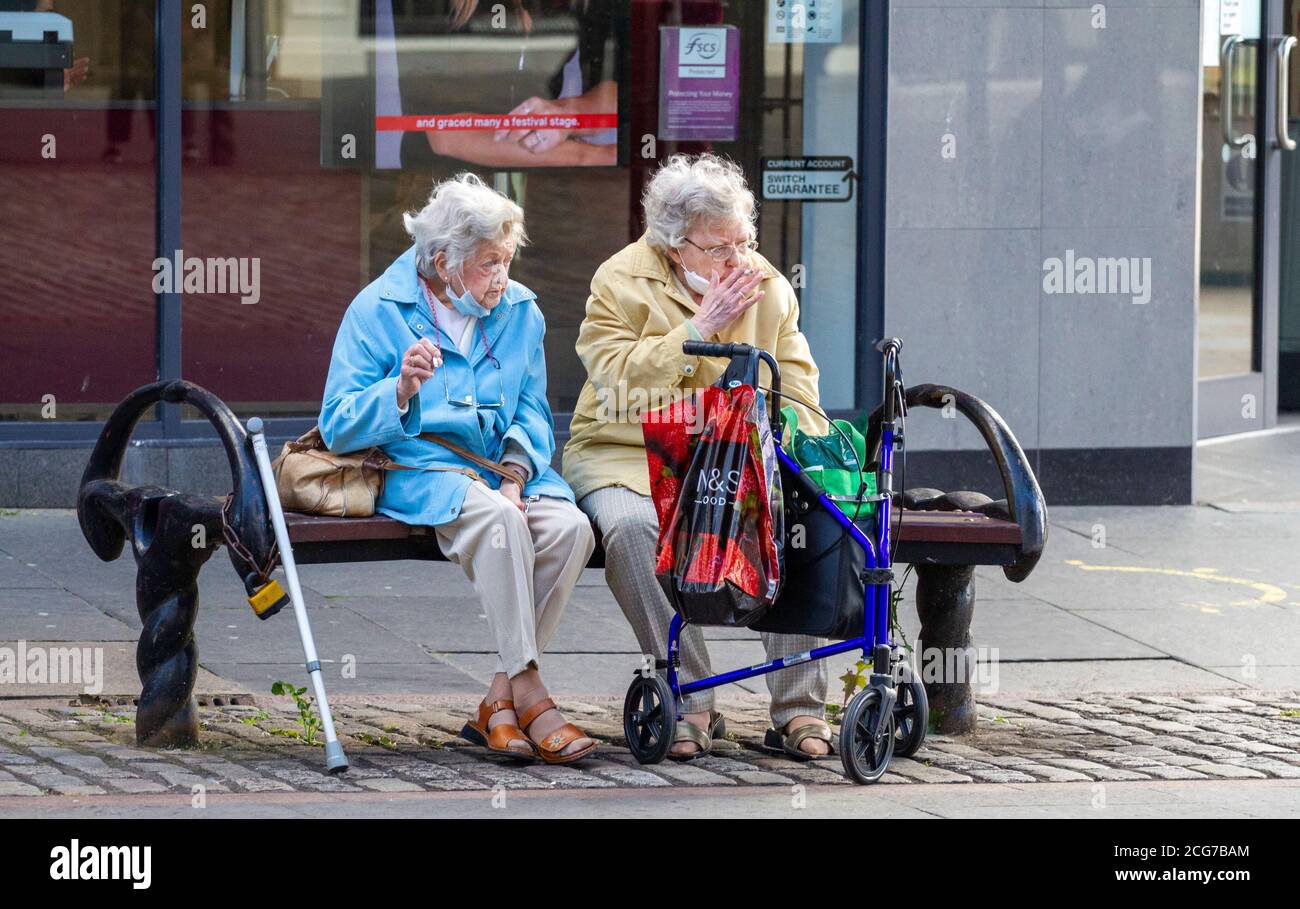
296,425,527,488
414,432,527,487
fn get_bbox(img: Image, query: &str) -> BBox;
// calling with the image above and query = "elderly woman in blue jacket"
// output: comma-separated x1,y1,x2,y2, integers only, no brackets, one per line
319,173,597,764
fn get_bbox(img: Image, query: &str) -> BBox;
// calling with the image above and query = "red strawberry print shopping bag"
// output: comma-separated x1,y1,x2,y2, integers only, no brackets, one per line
642,384,785,627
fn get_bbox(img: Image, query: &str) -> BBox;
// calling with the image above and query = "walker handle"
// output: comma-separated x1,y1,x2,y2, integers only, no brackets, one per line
682,340,744,359
682,341,783,434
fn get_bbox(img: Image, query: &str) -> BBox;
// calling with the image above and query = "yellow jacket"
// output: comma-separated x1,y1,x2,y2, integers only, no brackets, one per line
562,234,829,502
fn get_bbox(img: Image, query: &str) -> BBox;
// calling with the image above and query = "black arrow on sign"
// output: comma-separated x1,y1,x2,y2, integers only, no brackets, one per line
840,169,859,202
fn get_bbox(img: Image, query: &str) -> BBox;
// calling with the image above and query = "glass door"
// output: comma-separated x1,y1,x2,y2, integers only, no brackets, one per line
1280,0,1300,409
1197,0,1291,437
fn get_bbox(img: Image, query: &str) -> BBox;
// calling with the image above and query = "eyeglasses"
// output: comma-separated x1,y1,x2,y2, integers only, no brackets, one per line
444,368,505,411
420,279,506,410
682,236,759,262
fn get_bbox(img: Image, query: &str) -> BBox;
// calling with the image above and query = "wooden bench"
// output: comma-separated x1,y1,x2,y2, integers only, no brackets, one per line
284,507,1024,568
78,379,1046,748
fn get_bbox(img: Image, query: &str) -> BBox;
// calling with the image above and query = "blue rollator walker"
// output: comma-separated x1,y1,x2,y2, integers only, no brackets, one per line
622,337,927,784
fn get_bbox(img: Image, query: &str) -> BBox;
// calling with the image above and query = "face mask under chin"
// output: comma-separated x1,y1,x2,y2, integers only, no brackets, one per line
681,265,712,295
672,248,713,295
445,272,493,318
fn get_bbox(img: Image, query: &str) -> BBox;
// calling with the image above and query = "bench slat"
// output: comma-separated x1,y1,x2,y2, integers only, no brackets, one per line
283,510,1020,542
284,513,433,543
892,511,1021,545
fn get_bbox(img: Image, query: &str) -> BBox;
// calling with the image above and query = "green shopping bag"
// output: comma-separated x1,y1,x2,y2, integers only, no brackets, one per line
780,406,877,519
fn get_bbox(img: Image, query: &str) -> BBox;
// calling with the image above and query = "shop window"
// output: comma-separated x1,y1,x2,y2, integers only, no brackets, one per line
0,0,158,421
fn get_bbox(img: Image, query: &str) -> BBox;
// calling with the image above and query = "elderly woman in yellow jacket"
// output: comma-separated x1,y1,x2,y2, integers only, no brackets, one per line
563,154,833,760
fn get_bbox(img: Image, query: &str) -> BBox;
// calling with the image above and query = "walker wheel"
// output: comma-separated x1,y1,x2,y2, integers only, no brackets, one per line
623,672,677,765
892,667,929,758
840,686,895,784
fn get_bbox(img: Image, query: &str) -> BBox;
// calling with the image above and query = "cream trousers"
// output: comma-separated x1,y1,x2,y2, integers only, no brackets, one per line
434,483,596,679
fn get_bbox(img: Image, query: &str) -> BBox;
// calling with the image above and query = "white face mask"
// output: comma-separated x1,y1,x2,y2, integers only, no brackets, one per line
681,265,712,295
674,247,714,295
445,271,491,319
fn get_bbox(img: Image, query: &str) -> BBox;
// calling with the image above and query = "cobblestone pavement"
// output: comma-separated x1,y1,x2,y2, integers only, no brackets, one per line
1,690,1299,798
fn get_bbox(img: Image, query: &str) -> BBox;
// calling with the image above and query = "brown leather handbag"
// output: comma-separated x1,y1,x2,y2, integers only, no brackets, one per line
270,426,526,518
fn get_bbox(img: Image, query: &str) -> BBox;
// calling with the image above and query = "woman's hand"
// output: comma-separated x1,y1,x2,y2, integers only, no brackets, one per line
689,266,765,338
498,478,528,523
64,57,90,92
493,82,618,156
495,96,572,155
396,338,442,410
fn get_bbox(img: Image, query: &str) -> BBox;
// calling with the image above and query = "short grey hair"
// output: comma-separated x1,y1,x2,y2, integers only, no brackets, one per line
403,173,528,277
641,153,756,253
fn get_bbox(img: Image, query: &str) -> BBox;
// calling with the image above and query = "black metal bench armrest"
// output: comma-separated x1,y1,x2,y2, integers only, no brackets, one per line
864,384,1047,582
77,379,274,585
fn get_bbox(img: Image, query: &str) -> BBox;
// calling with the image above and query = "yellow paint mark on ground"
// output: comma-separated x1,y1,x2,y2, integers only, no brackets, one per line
1065,559,1288,606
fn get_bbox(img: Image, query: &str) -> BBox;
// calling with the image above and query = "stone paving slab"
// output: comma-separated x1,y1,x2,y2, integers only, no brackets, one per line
0,688,1297,798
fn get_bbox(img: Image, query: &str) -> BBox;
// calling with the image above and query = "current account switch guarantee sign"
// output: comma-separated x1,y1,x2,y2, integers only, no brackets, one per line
761,156,856,201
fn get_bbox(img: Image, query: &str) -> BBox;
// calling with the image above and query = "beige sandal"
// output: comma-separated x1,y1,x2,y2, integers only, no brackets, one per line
764,718,838,761
669,710,725,762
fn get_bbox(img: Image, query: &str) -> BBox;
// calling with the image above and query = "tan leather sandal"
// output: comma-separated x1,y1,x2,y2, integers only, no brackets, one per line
517,696,598,765
669,710,725,762
460,699,537,760
764,718,838,762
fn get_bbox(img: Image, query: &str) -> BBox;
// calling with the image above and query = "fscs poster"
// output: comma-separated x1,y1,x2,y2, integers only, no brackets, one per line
658,26,740,142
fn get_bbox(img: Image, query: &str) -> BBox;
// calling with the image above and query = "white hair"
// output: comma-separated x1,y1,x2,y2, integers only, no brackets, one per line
641,153,756,253
403,173,528,277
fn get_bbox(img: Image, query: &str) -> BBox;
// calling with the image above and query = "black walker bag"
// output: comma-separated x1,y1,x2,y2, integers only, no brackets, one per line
750,458,867,640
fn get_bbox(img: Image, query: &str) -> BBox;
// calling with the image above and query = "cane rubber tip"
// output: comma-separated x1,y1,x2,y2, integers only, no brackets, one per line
325,741,349,773
246,417,264,434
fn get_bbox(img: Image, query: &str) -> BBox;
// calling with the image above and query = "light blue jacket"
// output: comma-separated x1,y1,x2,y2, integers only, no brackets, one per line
318,244,574,526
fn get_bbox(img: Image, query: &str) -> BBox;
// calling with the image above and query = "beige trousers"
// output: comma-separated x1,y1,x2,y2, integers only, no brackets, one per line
434,483,596,679
578,485,828,729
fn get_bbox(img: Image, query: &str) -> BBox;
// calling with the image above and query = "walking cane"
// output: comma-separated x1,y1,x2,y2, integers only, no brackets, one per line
245,417,349,774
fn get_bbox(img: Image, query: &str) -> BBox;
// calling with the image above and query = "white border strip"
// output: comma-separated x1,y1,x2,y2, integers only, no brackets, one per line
1197,422,1300,447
